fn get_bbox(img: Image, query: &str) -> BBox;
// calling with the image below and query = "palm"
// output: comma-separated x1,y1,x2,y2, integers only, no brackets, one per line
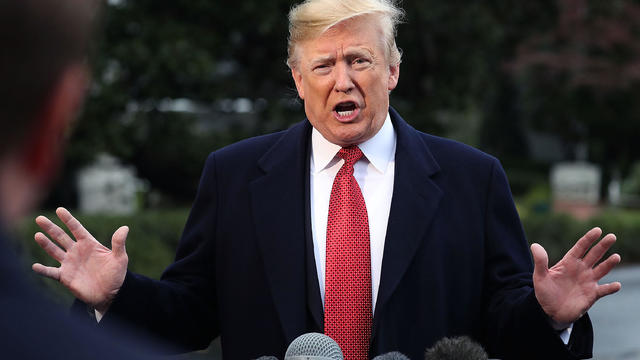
532,227,621,326
33,207,128,312
59,235,126,307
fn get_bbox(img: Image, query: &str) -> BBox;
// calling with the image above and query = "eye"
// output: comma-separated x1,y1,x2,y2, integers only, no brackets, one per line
352,57,371,69
312,64,332,74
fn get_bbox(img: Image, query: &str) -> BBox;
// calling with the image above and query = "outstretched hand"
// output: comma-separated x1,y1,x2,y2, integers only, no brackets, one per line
32,207,129,312
531,227,621,327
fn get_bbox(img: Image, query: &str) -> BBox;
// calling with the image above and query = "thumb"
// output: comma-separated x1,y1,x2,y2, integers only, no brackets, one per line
530,243,549,279
111,226,129,258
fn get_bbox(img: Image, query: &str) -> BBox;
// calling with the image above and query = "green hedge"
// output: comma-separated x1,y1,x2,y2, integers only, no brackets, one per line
16,208,190,305
521,209,640,265
15,206,640,305
516,185,640,265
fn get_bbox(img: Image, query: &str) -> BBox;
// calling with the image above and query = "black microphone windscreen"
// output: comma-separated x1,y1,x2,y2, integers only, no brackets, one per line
284,333,344,360
254,357,279,360
424,336,488,360
372,351,411,360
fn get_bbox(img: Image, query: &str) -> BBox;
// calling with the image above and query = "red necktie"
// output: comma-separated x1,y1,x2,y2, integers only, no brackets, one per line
324,146,372,360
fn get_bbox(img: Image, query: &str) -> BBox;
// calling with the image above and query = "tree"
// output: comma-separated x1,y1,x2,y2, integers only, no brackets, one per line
508,0,640,192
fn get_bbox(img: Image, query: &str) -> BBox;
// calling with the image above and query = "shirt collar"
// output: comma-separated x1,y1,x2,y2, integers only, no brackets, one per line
311,112,396,174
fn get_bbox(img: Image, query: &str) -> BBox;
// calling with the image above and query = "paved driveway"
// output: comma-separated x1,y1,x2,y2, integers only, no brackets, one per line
590,265,640,360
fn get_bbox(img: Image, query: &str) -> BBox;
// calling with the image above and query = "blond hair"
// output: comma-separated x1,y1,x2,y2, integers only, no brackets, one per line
286,0,404,69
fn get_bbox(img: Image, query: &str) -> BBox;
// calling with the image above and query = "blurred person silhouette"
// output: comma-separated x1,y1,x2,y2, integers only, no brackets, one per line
0,0,158,358
32,0,621,359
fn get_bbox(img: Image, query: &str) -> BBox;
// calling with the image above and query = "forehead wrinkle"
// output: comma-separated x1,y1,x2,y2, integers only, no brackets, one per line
300,22,385,69
311,44,375,61
343,46,375,58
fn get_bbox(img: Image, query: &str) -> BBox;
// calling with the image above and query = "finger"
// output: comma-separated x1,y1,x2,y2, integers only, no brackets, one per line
593,253,622,280
531,243,549,279
111,226,129,258
32,263,61,281
583,233,617,267
56,207,92,242
565,227,603,259
596,281,622,299
35,215,74,250
34,232,66,263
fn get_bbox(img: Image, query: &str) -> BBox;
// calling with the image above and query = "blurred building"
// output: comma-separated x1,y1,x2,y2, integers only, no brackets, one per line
77,153,145,214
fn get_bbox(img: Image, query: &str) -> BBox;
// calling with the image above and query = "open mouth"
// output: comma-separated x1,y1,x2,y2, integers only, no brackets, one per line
333,101,359,120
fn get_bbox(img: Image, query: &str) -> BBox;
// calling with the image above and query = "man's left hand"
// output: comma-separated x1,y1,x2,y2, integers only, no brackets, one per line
531,227,621,327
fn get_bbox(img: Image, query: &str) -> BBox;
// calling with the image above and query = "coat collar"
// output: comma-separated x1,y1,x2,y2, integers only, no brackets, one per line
250,107,443,343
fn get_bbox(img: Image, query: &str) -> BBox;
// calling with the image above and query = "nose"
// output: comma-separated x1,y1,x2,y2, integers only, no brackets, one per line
333,62,355,93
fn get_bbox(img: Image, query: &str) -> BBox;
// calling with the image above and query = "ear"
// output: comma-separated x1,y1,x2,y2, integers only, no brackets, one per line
22,64,89,184
387,63,400,91
291,67,305,100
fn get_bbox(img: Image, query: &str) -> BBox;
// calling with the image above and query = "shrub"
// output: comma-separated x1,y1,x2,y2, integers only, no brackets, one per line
15,206,639,306
15,208,190,305
521,208,640,265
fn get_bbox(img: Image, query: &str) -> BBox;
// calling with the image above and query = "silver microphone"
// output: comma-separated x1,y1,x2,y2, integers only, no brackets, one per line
284,333,344,360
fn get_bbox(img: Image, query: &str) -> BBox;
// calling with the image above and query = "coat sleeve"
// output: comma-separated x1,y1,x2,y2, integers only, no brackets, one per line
481,158,593,360
99,152,220,352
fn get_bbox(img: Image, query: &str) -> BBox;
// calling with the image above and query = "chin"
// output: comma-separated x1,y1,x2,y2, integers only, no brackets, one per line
333,135,365,147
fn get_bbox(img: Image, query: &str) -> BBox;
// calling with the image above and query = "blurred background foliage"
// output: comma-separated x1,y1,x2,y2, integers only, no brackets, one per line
40,0,638,209
17,205,640,307
17,209,187,305
25,0,640,277
21,0,640,289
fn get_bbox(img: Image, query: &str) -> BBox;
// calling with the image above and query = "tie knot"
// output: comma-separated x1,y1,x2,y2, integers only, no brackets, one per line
338,146,364,167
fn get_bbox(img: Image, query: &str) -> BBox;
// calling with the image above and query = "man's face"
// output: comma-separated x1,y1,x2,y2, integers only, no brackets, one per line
291,15,400,147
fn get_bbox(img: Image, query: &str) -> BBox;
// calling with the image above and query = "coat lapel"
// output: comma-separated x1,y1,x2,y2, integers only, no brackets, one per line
372,108,443,337
250,120,314,344
249,110,443,343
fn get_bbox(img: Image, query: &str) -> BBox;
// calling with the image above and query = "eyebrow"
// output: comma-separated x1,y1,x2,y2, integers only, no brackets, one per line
309,55,335,66
309,47,375,66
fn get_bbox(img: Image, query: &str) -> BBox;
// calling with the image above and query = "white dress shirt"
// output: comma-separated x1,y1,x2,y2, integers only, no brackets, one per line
310,113,396,313
308,112,572,343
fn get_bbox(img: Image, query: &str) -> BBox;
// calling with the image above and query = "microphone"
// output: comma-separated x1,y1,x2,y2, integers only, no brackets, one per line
284,333,344,360
254,357,279,360
372,351,410,359
424,336,488,360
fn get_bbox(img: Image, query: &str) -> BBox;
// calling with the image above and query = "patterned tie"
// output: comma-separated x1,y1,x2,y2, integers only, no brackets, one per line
324,146,372,360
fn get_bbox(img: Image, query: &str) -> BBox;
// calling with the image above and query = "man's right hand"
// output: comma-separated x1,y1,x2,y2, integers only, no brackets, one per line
32,207,128,313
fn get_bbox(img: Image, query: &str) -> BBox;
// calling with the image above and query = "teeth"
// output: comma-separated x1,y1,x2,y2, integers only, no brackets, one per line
337,110,354,117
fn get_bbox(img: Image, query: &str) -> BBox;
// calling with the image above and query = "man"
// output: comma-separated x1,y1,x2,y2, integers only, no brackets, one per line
0,0,158,358
33,0,621,359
